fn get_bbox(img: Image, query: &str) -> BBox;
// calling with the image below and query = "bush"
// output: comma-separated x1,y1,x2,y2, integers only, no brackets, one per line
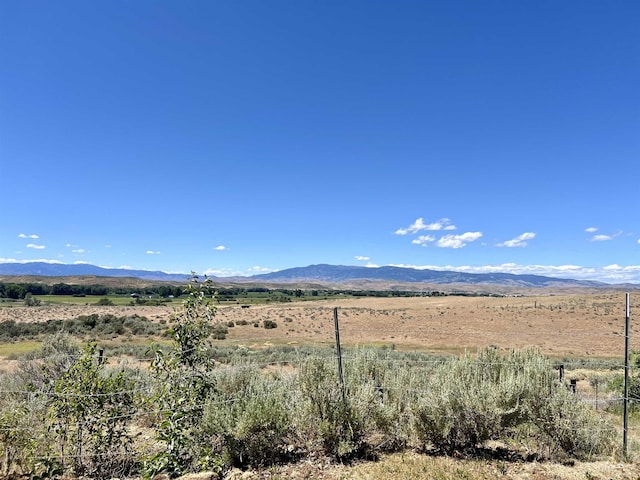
18,332,81,392
48,343,138,480
144,274,220,479
0,374,49,476
263,320,277,329
528,381,616,459
411,349,616,458
202,367,296,467
297,356,366,459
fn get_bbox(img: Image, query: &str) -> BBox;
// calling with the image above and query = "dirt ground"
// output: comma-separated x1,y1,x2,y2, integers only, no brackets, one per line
179,453,640,480
1,292,637,358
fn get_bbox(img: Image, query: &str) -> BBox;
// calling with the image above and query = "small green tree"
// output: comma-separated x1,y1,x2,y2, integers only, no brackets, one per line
144,274,222,478
49,343,136,480
23,293,41,307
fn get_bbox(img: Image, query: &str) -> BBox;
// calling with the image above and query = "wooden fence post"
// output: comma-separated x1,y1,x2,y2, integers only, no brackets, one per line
334,307,346,404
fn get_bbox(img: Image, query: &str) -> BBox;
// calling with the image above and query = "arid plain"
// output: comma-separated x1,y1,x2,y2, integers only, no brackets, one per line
1,291,637,359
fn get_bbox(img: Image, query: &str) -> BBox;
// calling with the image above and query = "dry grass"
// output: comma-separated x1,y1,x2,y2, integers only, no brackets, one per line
216,292,637,358
1,292,637,358
216,453,640,480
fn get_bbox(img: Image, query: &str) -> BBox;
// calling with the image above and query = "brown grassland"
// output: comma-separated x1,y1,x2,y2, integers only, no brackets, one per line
2,290,640,479
2,291,636,357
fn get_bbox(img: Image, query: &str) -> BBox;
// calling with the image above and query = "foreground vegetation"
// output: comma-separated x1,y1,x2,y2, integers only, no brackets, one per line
0,277,625,480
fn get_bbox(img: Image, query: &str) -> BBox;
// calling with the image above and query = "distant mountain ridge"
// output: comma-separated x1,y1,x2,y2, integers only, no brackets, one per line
0,262,190,282
0,261,612,288
251,264,607,288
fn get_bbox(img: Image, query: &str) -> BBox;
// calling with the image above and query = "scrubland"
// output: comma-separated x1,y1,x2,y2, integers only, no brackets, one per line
1,290,639,479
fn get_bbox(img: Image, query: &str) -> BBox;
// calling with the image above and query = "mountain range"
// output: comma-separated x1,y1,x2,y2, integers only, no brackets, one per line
0,261,622,289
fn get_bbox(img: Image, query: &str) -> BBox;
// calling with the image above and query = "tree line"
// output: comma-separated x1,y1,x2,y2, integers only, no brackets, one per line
0,282,452,301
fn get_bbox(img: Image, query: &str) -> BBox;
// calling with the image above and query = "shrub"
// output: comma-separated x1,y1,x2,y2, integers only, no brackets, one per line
528,381,616,459
297,356,365,459
202,367,296,467
0,374,49,476
144,274,221,479
18,332,81,392
24,293,41,307
48,343,137,480
263,320,278,329
411,349,616,458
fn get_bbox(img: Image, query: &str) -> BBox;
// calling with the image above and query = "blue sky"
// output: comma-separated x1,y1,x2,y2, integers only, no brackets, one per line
1,1,639,283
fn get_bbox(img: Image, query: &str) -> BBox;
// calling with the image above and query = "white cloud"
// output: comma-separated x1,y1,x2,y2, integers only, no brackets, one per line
146,250,161,255
395,217,456,235
590,230,622,242
436,232,483,248
213,245,227,251
0,258,62,264
354,255,370,261
248,266,273,273
412,235,435,246
26,244,46,250
585,227,598,233
203,265,276,277
18,233,39,239
497,232,536,248
72,249,86,254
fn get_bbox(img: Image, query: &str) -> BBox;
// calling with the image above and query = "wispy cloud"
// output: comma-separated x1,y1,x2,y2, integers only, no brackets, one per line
590,231,622,242
395,217,456,235
0,258,62,264
412,235,435,246
146,250,161,255
26,244,46,250
71,249,86,254
213,245,227,251
585,227,598,233
436,232,483,249
497,232,536,248
18,233,39,239
248,266,273,273
354,255,370,261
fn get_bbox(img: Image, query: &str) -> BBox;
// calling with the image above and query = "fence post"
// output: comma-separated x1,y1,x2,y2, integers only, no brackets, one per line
333,307,346,404
623,293,631,459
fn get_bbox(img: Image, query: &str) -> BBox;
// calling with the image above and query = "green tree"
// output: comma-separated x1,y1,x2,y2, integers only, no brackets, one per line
49,343,136,480
4,284,26,300
144,274,222,478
